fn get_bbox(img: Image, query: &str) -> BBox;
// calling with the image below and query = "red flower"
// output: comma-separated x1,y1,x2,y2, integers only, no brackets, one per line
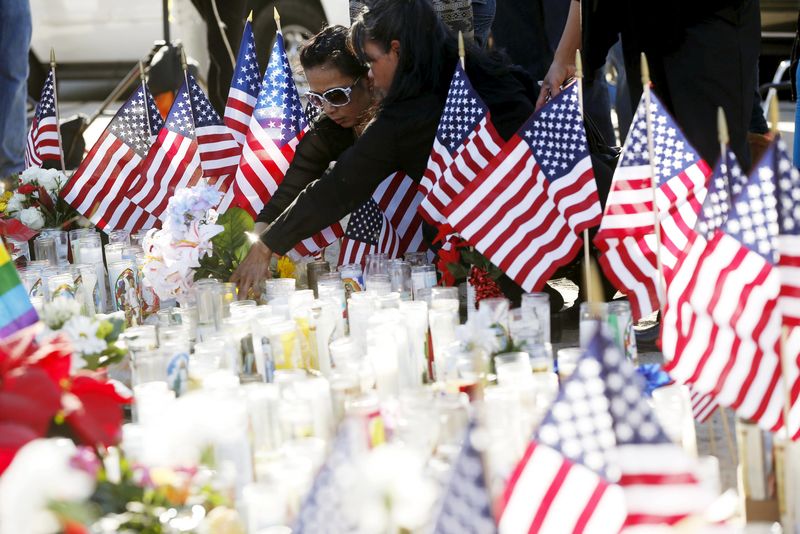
16,184,36,195
0,326,129,473
63,375,130,448
0,218,38,242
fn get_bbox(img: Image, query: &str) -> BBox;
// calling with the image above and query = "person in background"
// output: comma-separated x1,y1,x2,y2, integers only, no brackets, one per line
0,0,32,177
231,25,374,294
235,0,537,302
189,0,248,114
542,0,760,170
471,0,495,47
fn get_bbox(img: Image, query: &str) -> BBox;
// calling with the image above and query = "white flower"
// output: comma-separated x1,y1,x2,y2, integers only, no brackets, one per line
40,296,81,329
0,439,96,534
18,207,45,230
19,167,64,194
344,444,437,532
6,193,25,214
62,315,107,358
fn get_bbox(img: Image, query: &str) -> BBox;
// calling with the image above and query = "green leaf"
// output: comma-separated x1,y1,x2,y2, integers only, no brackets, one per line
198,208,254,281
446,262,470,281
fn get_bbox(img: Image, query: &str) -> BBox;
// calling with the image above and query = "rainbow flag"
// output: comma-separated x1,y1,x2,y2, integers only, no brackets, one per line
0,245,38,338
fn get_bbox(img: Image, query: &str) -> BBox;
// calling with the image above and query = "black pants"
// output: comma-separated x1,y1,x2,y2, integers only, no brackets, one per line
190,0,248,114
620,0,761,171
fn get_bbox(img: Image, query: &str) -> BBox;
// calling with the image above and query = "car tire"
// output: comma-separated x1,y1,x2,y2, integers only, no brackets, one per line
253,0,326,80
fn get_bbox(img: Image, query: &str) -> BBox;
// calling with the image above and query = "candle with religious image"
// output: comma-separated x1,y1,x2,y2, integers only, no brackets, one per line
108,259,143,327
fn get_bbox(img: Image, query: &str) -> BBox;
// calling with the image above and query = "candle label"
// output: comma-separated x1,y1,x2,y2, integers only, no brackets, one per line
52,281,76,300
111,266,142,327
257,335,275,382
341,275,364,300
167,351,189,396
28,277,43,298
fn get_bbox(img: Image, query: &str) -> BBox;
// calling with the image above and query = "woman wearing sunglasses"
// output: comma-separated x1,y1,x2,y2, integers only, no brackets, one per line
232,25,373,294
237,0,537,300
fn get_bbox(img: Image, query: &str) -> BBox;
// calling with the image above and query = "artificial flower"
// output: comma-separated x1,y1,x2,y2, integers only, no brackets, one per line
62,375,131,448
277,256,295,279
19,167,65,194
0,438,96,534
19,207,45,230
5,193,26,214
41,297,81,330
344,444,437,532
61,316,107,357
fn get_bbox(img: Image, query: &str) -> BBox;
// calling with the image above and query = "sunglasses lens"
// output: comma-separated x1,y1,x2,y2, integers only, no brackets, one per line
307,93,324,108
325,89,350,106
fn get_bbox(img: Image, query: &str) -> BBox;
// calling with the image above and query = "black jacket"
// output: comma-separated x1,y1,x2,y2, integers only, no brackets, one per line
261,57,535,255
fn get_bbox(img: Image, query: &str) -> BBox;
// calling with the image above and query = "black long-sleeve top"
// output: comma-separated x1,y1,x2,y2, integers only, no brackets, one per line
261,59,535,255
255,116,357,225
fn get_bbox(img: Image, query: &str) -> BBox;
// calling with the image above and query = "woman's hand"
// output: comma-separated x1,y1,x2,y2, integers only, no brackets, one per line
230,240,273,300
535,60,576,111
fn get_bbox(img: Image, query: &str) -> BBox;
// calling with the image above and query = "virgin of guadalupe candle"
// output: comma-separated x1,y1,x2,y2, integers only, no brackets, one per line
47,273,76,300
108,259,142,326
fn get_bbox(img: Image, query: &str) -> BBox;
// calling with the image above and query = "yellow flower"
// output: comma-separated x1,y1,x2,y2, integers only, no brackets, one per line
0,202,6,213
277,255,295,279
1,191,11,201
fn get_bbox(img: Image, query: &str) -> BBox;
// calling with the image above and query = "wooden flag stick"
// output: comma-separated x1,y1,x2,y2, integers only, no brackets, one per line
708,412,718,458
719,407,737,466
769,95,795,530
640,53,665,314
274,7,282,35
458,31,466,69
574,49,595,304
50,48,67,174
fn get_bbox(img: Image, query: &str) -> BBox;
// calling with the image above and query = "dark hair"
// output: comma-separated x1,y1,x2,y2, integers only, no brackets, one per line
349,0,514,105
299,25,369,79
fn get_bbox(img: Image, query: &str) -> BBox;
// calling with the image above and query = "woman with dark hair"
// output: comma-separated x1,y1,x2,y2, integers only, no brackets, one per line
236,0,536,299
232,25,373,290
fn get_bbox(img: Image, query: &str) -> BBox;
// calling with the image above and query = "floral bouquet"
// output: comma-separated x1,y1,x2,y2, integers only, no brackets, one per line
142,184,224,303
4,167,79,231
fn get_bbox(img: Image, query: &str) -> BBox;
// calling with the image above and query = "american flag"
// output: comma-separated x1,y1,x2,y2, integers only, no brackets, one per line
339,172,427,265
222,31,307,217
593,92,711,320
524,82,601,235
591,333,714,529
294,419,361,534
442,129,581,292
224,19,260,147
128,74,238,219
433,421,496,534
418,64,503,227
496,334,627,533
663,157,788,434
661,149,743,396
25,70,61,168
61,85,163,232
772,137,800,326
690,388,718,424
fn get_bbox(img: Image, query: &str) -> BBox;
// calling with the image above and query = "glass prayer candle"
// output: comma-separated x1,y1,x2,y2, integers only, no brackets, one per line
579,302,607,348
230,299,258,318
494,352,533,387
79,234,109,312
347,292,377,352
39,267,59,302
389,260,412,300
305,259,330,298
521,293,550,343
194,278,222,330
108,258,142,326
399,300,429,385
364,273,391,295
40,229,68,265
133,381,174,425
131,229,149,248
104,242,125,265
317,272,346,338
263,278,296,303
651,384,697,457
338,263,364,300
509,307,544,350
410,265,437,299
47,273,76,301
268,320,303,370
69,228,94,264
556,347,582,380
33,235,58,266
364,252,389,279
606,300,637,362
376,292,401,309
404,251,428,266
310,299,336,376
428,306,459,381
108,229,131,246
